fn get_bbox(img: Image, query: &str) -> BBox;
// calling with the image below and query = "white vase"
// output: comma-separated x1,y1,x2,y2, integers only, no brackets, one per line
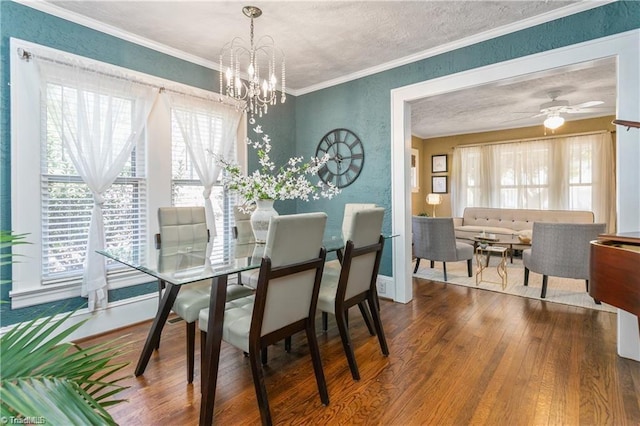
250,199,278,243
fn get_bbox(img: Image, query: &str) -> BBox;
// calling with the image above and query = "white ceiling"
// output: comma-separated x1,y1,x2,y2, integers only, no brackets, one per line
410,57,617,138
36,0,617,138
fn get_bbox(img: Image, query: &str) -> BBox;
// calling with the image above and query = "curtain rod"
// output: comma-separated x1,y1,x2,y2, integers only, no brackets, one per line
17,47,243,110
452,130,611,150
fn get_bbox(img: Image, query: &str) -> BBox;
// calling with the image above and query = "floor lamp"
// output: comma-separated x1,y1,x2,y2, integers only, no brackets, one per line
426,193,443,217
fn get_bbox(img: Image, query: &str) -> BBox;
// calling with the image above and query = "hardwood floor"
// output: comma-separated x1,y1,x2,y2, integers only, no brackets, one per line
82,278,640,425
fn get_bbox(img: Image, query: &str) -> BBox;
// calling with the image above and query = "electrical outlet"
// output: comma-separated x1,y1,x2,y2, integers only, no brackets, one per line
377,280,386,295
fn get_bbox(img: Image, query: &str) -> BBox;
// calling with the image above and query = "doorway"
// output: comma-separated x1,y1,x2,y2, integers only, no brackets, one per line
390,30,640,304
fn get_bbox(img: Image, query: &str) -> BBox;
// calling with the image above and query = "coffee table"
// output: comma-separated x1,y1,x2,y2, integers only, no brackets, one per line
475,245,508,289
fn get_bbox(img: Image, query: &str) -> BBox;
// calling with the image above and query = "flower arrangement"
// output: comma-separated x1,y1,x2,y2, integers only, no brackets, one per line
217,125,340,210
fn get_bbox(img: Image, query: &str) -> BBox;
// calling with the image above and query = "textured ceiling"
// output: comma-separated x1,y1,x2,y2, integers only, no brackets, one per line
410,57,617,138
38,0,616,137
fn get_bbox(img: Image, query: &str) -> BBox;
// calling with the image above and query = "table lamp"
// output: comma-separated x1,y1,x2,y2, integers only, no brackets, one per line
426,193,443,217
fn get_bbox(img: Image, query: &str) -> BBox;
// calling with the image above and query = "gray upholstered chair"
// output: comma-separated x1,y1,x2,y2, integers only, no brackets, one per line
156,207,253,383
412,216,473,281
198,212,329,425
317,207,388,381
523,222,606,299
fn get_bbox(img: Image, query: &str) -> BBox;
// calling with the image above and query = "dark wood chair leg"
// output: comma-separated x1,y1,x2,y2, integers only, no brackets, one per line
284,336,292,352
248,348,273,426
443,262,448,282
200,330,207,382
368,294,389,356
413,258,421,273
358,301,376,336
430,260,434,268
261,347,268,365
466,259,472,277
585,279,589,292
336,309,360,381
186,321,195,384
541,275,548,298
524,267,529,286
322,311,328,332
306,324,330,405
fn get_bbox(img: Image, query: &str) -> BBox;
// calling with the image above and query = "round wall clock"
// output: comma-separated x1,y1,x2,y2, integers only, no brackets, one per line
315,128,365,189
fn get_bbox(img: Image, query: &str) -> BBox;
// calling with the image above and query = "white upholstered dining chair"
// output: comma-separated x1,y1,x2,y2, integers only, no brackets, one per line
198,212,330,425
156,207,253,383
232,206,255,244
317,207,388,381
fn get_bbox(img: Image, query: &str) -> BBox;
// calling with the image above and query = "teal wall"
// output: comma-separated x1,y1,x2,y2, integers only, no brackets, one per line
1,1,639,323
0,1,294,324
294,1,640,275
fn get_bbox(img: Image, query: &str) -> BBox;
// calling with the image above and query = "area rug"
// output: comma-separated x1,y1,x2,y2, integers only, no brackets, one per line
413,256,616,313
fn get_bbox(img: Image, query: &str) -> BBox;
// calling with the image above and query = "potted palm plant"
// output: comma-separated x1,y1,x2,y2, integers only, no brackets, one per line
0,230,130,424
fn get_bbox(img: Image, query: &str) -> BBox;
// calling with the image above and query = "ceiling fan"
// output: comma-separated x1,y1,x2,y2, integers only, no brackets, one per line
532,90,605,129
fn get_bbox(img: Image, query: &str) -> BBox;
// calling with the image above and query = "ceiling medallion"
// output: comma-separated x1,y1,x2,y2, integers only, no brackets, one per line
219,6,286,123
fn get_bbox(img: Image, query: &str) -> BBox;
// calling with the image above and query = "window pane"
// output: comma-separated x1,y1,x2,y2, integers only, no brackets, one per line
570,185,592,210
42,179,146,281
45,83,135,178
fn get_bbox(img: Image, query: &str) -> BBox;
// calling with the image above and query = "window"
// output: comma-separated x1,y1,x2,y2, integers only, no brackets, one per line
42,82,147,283
170,108,237,265
452,132,615,227
569,139,593,211
458,147,482,207
10,39,244,308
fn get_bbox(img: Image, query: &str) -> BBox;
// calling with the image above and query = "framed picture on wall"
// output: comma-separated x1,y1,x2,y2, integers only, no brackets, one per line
432,154,447,173
411,148,419,193
432,176,447,194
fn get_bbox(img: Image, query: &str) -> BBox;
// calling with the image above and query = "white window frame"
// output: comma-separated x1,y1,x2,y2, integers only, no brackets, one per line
10,38,246,308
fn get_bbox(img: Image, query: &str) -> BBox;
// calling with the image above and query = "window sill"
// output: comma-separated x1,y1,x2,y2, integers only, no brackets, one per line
9,269,153,309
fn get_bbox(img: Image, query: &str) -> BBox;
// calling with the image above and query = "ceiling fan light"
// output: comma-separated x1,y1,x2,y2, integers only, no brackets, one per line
544,114,565,129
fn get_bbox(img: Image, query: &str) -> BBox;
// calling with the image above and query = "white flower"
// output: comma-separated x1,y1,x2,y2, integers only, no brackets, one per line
216,125,341,208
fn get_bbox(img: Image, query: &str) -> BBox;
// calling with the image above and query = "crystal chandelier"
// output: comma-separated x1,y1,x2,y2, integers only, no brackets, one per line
219,6,286,123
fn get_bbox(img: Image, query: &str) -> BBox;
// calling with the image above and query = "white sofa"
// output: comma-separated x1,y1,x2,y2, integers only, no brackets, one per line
453,207,595,249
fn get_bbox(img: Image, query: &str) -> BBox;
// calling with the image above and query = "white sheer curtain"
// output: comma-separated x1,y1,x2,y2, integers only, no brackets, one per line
452,145,482,213
167,93,243,236
37,58,157,311
452,132,615,230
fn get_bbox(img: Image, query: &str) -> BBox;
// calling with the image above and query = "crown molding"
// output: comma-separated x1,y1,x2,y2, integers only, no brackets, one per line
294,0,618,95
15,0,617,97
13,0,221,70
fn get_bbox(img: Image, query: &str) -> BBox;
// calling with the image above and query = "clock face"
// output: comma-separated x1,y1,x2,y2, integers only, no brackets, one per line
315,128,365,189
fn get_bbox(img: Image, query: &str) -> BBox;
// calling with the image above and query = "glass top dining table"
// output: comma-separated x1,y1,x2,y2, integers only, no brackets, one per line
98,233,348,288
97,231,351,425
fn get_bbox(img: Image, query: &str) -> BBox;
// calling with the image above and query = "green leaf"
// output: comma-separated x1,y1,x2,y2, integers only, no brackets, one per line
0,310,130,424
